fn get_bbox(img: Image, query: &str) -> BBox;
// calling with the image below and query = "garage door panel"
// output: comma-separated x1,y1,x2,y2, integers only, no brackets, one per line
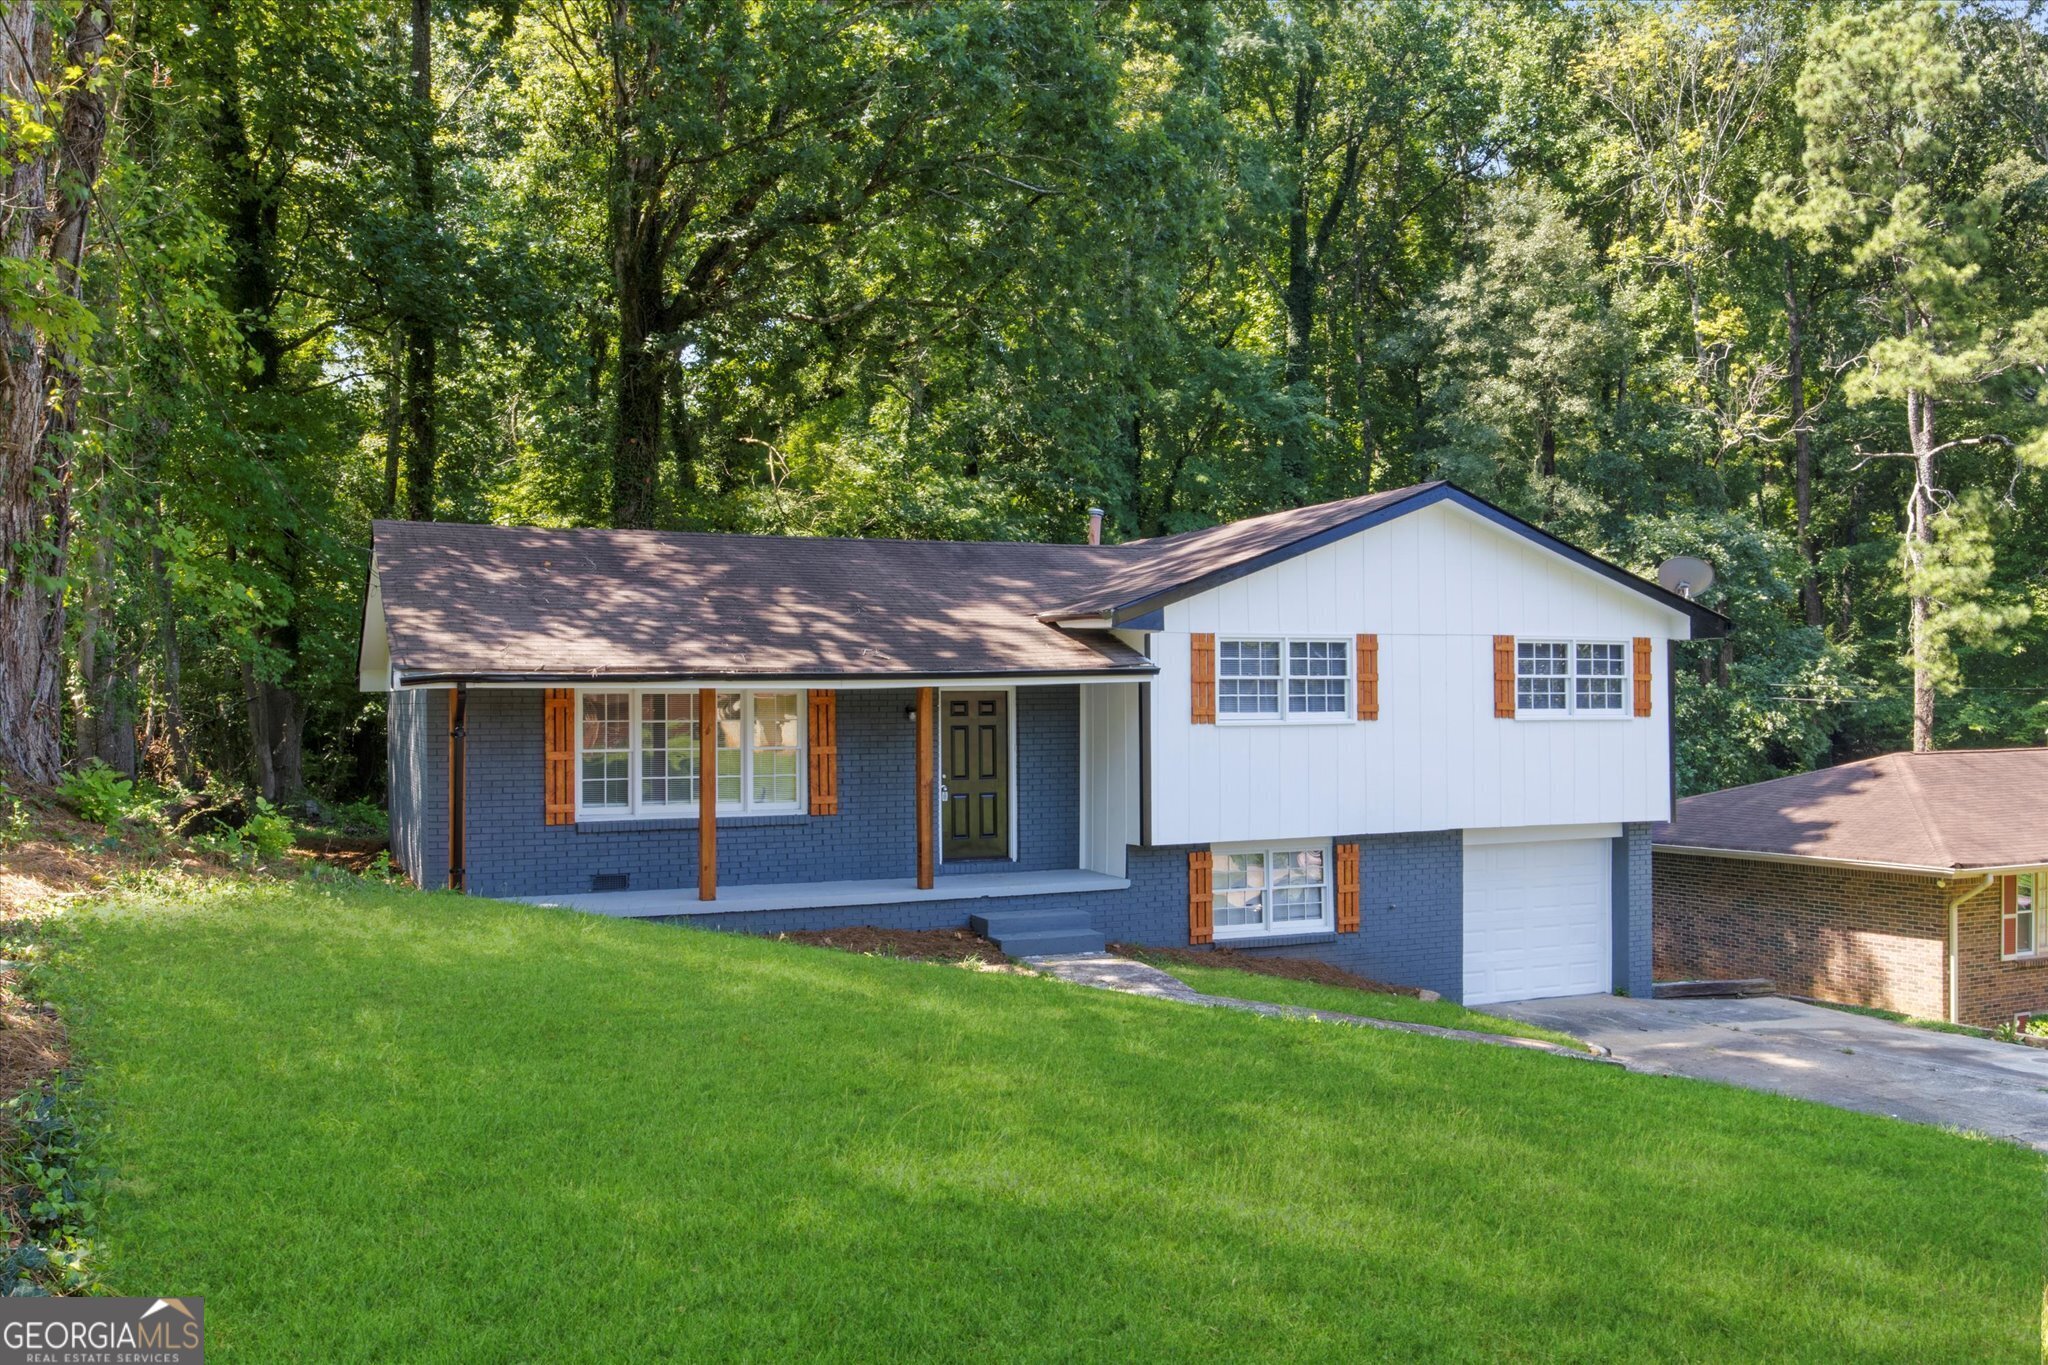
1463,838,1611,1005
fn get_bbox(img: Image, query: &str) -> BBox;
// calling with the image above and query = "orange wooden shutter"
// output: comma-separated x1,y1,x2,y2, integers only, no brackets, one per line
807,690,839,815
543,688,575,825
1188,849,1214,945
1190,633,1217,724
1356,634,1379,721
1633,637,1653,717
2004,876,2020,955
1493,636,1516,719
1335,842,1360,933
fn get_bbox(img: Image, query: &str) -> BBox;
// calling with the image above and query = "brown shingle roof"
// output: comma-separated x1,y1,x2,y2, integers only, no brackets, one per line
1654,749,2048,872
1041,483,1436,618
371,520,1151,682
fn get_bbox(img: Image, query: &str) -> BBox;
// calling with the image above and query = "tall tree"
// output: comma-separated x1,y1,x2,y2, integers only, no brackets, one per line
0,0,111,782
1755,0,2048,751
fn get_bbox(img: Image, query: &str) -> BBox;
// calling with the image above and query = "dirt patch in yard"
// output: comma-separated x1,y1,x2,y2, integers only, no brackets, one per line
1110,943,1429,998
778,926,1013,966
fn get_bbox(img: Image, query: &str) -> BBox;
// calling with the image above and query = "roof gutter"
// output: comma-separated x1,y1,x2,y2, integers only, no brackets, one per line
393,665,1158,689
1655,842,2046,879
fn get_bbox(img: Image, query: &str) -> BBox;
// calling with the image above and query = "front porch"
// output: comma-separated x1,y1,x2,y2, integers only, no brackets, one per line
522,866,1130,919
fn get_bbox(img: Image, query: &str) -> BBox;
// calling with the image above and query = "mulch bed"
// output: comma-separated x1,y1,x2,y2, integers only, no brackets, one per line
777,926,1010,965
290,834,389,875
1109,943,1426,998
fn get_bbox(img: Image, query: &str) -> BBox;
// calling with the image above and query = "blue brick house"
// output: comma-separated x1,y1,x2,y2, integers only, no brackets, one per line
362,482,1723,1005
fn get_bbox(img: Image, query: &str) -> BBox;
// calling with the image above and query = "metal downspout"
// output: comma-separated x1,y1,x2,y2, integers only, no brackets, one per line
1947,874,1997,1024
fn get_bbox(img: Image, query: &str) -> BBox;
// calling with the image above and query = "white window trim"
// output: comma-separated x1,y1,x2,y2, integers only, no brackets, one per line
574,687,805,821
1514,638,1631,721
1210,839,1333,941
2003,870,2040,961
1215,636,1353,725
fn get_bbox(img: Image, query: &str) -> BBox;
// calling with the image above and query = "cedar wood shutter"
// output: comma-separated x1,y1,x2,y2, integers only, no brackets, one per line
1191,633,1217,724
1356,634,1379,721
2004,875,2020,956
807,690,839,815
1188,849,1214,944
543,688,575,825
1493,636,1516,718
1335,842,1360,933
1633,637,1654,718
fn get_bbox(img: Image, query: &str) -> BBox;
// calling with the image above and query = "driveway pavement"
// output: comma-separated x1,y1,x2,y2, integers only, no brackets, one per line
1489,993,2048,1149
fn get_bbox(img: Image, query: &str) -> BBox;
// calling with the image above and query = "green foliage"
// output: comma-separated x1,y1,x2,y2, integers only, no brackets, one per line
0,1081,104,1296
33,0,2048,806
192,798,295,867
56,763,133,828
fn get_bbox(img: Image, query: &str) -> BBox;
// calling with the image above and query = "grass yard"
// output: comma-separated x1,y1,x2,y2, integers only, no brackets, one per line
50,879,2046,1361
1130,954,1586,1049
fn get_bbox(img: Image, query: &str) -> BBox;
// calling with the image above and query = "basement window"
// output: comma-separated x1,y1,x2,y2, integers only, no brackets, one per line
1210,841,1331,941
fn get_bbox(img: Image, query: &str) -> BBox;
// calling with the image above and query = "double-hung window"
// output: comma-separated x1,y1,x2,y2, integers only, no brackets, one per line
1211,842,1331,939
578,688,801,818
1218,637,1350,721
2005,872,2038,959
1517,639,1627,717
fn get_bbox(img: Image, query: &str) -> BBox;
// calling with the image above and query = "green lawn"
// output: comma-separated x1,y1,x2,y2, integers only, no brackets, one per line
1130,955,1586,1049
49,878,2045,1361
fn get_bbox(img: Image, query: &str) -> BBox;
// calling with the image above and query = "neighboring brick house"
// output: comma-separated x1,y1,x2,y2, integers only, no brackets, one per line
1654,749,2048,1028
361,480,1728,1005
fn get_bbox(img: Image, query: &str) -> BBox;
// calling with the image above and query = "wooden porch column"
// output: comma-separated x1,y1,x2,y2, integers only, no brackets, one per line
915,686,934,889
698,687,718,900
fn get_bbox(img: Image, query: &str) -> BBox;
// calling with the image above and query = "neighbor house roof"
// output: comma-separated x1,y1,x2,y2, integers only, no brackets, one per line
364,479,1727,687
1654,749,2048,874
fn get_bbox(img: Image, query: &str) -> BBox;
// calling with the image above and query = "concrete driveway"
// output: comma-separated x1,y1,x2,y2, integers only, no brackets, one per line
1490,993,2048,1150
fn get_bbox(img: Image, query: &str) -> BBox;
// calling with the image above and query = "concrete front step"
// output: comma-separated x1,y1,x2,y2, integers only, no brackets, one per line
994,930,1108,957
970,907,1105,957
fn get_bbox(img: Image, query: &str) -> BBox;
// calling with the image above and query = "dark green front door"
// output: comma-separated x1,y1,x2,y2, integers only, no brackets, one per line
942,691,1009,861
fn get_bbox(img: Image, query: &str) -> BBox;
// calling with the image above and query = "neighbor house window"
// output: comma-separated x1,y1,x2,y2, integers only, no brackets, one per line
1219,638,1350,721
578,688,800,817
1519,640,1628,717
1211,842,1330,939
2005,872,2038,959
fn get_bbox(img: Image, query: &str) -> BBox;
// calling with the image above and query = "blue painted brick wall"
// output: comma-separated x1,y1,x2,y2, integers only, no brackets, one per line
411,685,1085,899
665,833,1470,999
1090,832,1465,998
1613,822,1654,996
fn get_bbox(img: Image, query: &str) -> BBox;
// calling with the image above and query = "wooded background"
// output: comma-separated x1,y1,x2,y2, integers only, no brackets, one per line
3,0,2046,807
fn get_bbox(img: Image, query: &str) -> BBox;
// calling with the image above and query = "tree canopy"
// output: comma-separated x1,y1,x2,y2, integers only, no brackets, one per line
3,0,2046,800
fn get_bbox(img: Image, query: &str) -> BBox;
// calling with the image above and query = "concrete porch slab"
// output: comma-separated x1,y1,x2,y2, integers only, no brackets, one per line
521,868,1131,919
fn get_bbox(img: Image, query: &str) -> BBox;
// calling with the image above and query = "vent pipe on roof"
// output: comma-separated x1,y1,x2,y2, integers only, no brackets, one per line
1087,507,1104,546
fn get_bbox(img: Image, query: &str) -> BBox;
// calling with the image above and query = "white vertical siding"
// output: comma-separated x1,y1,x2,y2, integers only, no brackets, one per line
1146,500,1685,846
1078,682,1140,876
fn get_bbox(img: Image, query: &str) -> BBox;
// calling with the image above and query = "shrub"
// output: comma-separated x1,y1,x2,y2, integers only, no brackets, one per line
242,800,295,862
0,1080,103,1295
56,762,132,827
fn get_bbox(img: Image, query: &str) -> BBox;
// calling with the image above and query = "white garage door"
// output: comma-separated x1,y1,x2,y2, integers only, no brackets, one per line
1463,837,1612,1006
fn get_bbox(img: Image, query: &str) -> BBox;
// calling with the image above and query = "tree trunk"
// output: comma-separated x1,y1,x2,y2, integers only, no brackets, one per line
1785,261,1822,627
401,0,437,522
382,333,403,516
150,517,189,782
0,1,110,783
1905,386,1937,753
610,239,668,528
1277,67,1317,489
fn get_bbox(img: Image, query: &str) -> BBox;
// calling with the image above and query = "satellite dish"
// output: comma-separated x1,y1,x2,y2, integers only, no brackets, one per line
1657,555,1715,601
